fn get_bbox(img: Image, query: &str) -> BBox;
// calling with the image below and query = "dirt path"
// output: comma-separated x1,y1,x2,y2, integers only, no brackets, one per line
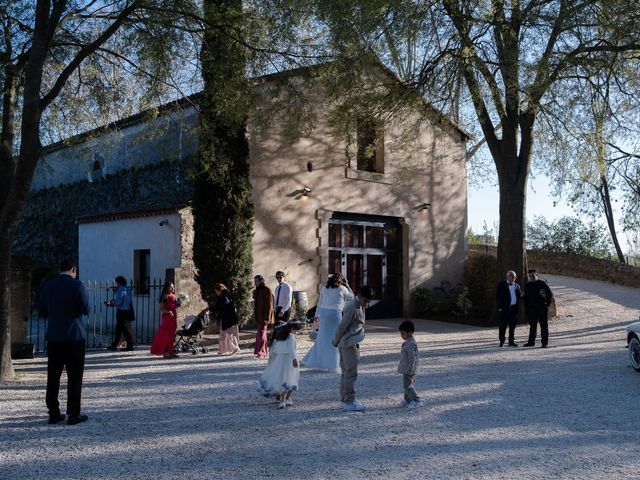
1,274,639,479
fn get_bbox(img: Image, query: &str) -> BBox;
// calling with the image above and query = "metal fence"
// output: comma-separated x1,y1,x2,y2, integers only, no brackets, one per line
29,279,165,353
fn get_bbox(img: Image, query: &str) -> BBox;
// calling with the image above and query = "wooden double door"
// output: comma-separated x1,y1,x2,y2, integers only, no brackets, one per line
327,213,402,318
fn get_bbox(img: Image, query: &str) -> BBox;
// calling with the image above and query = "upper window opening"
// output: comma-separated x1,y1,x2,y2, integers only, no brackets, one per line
357,119,384,173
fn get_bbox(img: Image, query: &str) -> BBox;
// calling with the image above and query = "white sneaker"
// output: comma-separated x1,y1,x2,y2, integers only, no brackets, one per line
342,401,366,412
399,400,409,408
407,400,424,409
278,400,286,409
285,399,293,406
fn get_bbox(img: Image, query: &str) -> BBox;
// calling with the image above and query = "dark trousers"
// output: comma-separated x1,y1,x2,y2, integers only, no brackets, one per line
46,340,85,418
498,305,518,344
111,310,134,349
275,308,291,322
527,307,549,346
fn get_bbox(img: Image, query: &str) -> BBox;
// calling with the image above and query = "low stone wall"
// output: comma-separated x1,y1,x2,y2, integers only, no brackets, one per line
468,244,640,288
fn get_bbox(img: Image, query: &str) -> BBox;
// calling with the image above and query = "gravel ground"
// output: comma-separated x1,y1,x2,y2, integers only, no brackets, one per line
2,274,640,480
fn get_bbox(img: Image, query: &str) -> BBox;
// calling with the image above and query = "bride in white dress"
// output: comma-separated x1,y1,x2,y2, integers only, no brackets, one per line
301,273,354,371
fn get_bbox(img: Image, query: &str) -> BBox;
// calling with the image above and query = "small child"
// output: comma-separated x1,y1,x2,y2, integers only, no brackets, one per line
398,320,424,409
258,320,301,409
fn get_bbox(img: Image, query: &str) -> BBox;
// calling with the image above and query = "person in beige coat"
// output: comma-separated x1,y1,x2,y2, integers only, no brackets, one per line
398,320,424,409
332,286,374,412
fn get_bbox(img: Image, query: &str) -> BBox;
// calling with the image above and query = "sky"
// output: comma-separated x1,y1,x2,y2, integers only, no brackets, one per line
467,174,635,255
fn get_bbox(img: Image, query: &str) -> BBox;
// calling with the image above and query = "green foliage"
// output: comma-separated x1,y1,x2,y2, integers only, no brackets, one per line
192,0,254,325
411,281,460,317
527,216,612,258
463,253,497,321
454,287,472,316
467,222,497,246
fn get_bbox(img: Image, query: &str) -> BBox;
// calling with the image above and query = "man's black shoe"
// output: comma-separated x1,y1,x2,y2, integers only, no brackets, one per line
541,344,548,348
124,347,135,351
105,345,117,351
523,343,535,347
67,414,88,425
499,341,504,347
508,343,519,347
48,413,66,425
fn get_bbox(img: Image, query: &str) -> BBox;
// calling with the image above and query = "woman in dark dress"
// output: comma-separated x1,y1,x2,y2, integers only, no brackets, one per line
213,283,240,355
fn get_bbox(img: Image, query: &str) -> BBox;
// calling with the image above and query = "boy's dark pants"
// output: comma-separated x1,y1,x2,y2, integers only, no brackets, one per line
403,373,421,403
339,344,359,404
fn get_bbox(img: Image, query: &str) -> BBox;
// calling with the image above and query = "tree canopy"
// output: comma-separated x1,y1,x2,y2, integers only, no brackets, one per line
0,0,203,380
306,0,640,281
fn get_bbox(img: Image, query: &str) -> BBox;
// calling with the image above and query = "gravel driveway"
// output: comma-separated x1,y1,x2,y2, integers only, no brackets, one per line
1,274,640,479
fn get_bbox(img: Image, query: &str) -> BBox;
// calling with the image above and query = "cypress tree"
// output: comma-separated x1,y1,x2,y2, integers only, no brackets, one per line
193,0,254,323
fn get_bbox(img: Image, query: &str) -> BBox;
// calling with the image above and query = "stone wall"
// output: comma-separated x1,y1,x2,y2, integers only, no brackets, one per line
13,158,193,268
468,244,640,288
10,256,31,345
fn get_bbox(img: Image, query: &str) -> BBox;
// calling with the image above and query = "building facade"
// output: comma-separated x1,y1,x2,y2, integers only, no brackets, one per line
23,69,468,319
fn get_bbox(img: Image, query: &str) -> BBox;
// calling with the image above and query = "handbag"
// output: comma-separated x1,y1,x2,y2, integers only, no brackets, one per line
128,303,136,322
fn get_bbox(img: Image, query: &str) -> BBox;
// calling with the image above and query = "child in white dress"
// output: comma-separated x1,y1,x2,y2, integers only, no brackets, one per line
258,320,301,409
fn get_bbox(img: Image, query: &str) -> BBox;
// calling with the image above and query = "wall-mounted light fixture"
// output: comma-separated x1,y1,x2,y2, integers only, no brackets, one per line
159,218,169,226
413,203,431,214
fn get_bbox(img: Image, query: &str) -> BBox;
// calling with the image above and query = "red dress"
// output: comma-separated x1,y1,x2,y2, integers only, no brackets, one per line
150,294,177,355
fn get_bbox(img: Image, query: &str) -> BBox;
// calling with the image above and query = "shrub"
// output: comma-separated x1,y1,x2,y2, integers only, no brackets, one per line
464,253,496,321
454,287,473,316
411,281,461,316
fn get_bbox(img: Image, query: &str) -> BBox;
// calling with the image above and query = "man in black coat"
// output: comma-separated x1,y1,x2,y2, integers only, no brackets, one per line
522,269,554,348
496,270,521,347
38,258,90,425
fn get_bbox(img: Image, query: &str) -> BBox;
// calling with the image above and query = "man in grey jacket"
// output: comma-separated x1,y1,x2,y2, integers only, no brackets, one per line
332,285,373,412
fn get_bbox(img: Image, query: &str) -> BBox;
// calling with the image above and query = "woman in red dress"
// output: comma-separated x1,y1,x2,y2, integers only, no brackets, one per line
150,282,179,358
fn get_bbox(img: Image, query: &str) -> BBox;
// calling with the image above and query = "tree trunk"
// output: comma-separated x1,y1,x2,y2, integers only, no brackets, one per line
496,162,529,285
599,175,626,263
0,0,50,382
494,115,533,286
0,252,12,381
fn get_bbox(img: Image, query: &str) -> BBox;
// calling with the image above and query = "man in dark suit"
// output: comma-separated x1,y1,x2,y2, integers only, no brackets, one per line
522,269,554,348
38,258,90,425
496,270,522,347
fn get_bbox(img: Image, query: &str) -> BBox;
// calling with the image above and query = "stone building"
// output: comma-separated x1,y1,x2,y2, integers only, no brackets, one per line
19,67,469,320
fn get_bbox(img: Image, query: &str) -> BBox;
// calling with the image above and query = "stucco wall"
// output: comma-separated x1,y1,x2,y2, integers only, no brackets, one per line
78,213,182,283
248,85,468,312
32,108,198,191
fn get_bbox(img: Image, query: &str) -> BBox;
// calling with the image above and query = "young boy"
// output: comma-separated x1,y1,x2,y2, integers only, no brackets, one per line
398,320,424,409
332,286,374,412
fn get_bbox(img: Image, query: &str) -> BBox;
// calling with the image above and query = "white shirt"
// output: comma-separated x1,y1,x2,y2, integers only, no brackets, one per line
273,282,292,311
508,283,517,306
317,285,354,312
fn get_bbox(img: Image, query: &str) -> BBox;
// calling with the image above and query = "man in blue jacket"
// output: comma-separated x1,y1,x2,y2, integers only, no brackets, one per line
38,259,90,425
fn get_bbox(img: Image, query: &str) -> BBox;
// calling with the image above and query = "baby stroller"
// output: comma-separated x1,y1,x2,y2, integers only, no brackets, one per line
174,309,210,355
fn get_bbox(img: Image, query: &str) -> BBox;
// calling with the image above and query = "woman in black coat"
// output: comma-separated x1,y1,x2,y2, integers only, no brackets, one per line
213,283,240,355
